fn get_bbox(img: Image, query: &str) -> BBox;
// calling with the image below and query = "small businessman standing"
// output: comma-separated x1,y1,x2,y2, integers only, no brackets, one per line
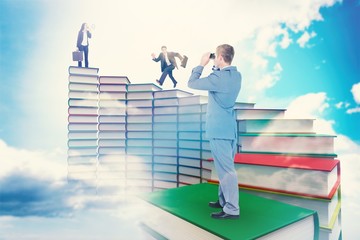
151,46,186,88
188,44,241,219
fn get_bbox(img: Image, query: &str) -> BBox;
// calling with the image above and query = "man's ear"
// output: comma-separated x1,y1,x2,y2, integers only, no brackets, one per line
218,55,224,63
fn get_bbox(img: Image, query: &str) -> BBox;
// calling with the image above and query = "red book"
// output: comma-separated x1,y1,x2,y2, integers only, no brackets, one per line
203,153,340,200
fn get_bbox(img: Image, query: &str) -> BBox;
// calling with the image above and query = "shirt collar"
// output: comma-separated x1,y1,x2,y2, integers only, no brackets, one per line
221,65,232,70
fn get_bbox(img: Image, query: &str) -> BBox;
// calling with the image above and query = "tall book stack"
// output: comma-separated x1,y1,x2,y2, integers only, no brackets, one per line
153,90,193,190
126,84,162,193
177,95,209,186
67,66,100,193
202,109,342,240
97,76,130,195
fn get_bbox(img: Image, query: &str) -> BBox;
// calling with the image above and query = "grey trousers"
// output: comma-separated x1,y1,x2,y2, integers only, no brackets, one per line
209,138,239,215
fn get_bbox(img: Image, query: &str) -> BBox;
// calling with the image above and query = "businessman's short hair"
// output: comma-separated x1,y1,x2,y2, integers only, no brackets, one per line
217,44,235,64
161,46,167,50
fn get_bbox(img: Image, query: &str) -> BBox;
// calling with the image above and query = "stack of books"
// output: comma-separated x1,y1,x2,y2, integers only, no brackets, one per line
139,183,320,240
177,95,209,186
153,90,193,190
67,66,342,239
202,113,341,239
67,66,100,193
126,84,162,193
97,75,130,195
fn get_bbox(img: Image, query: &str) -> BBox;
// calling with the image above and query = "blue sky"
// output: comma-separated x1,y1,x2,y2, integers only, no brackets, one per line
0,0,359,239
265,1,360,142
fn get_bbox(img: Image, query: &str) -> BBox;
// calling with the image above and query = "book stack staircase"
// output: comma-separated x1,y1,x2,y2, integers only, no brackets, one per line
67,66,341,240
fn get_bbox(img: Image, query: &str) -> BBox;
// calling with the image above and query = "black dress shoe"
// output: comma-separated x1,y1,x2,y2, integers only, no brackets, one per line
208,200,222,208
211,211,239,219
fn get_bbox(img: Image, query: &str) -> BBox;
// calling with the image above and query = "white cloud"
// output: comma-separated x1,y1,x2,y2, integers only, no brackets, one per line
0,139,66,180
279,29,292,49
346,107,360,114
285,92,329,118
336,101,344,108
254,25,282,57
313,118,336,135
0,138,166,238
280,0,341,32
351,82,360,104
255,62,283,90
335,82,360,114
297,31,317,48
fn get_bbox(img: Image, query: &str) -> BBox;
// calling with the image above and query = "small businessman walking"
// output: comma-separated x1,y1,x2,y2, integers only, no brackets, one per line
151,46,187,88
188,44,241,219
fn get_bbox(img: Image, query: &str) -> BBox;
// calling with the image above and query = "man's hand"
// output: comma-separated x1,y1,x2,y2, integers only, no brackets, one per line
200,52,211,67
151,53,156,59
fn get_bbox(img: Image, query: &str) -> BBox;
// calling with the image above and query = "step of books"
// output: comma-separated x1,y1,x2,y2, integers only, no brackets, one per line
127,99,153,107
203,153,340,199
68,106,98,115
153,89,193,99
69,66,99,75
178,104,207,114
239,186,341,230
154,89,193,107
99,76,130,84
239,133,336,155
99,84,127,92
238,118,314,133
139,183,319,240
178,95,208,106
127,83,162,92
68,98,98,108
69,82,98,92
235,108,285,119
99,99,126,108
68,114,98,123
69,74,99,84
68,91,99,99
99,91,126,100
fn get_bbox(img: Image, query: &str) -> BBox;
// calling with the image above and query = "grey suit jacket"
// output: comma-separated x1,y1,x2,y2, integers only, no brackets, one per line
188,65,241,139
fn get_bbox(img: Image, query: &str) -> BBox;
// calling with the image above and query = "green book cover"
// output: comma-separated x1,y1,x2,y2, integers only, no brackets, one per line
141,183,319,240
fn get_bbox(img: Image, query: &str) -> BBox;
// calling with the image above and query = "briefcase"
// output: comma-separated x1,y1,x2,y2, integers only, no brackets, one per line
72,50,83,61
181,55,188,68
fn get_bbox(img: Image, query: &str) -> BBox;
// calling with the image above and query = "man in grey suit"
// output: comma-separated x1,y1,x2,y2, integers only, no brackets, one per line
188,44,241,219
152,46,185,88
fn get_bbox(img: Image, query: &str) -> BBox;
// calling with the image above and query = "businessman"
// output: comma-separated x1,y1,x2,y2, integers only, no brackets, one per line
188,44,241,219
151,46,185,88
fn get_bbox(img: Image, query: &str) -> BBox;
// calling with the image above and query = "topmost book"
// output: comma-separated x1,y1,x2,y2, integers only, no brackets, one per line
69,66,99,76
153,89,193,99
99,76,130,84
127,83,162,92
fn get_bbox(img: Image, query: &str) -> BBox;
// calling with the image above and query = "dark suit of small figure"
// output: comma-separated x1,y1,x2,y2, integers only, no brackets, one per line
76,23,92,68
152,46,184,88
